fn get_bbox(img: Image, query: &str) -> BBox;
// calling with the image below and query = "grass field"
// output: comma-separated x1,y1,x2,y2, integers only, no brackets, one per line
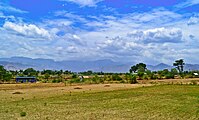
0,84,198,120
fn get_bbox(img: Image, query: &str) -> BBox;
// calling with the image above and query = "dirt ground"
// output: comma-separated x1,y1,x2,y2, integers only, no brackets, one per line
0,83,152,102
0,78,198,102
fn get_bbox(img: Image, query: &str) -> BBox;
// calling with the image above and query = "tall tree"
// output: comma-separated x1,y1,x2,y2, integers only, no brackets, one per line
130,63,147,73
129,65,137,73
173,59,185,73
137,63,147,72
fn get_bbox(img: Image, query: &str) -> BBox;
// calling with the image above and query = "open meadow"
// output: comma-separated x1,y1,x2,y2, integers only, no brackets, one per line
0,81,198,120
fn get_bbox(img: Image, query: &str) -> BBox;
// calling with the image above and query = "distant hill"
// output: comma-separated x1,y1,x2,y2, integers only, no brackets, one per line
0,57,130,72
184,64,199,71
0,57,199,72
147,63,172,71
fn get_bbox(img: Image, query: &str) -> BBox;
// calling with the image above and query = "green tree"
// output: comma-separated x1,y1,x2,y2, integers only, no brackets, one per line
0,66,6,81
130,63,147,73
137,63,147,72
137,72,144,80
44,73,50,81
3,72,12,81
23,68,37,76
112,74,122,81
129,75,137,84
129,65,137,73
171,68,178,75
173,59,185,73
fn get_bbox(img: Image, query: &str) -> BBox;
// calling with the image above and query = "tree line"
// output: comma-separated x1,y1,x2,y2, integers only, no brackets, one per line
0,59,198,84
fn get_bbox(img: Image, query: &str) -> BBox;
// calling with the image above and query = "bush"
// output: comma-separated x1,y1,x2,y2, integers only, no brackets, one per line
165,73,174,79
72,74,78,79
68,78,82,84
120,80,125,83
185,74,194,78
130,75,137,84
149,74,157,80
112,74,122,81
142,75,148,80
20,112,26,117
52,79,62,83
137,72,144,80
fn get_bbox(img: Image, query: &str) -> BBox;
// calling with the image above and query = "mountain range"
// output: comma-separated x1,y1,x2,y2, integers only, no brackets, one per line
0,57,199,72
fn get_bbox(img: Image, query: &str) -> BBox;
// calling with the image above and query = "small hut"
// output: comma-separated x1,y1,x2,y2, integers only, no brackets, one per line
16,77,37,83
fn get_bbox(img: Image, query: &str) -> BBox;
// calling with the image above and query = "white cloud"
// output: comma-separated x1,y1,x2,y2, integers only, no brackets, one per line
176,0,199,8
61,0,103,7
188,14,199,25
54,11,88,23
3,22,51,39
0,2,27,13
127,27,183,43
0,12,15,20
1,3,199,64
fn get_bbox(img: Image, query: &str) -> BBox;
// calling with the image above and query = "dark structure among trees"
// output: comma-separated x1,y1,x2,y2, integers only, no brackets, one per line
16,77,37,83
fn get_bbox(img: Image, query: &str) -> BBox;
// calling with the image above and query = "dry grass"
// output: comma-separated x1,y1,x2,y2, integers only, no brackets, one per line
0,82,198,120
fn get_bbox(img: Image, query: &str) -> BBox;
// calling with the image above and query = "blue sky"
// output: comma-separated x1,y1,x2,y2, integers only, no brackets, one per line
0,0,199,65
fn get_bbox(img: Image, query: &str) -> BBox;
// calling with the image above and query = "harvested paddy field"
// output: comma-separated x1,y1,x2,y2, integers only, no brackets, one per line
0,83,198,120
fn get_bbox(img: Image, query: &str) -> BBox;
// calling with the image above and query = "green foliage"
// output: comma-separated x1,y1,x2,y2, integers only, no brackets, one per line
129,65,137,73
112,74,122,81
80,70,93,75
20,112,26,117
68,78,82,84
3,72,12,81
0,66,6,80
171,68,178,75
72,74,78,79
129,75,137,84
143,75,149,80
23,68,37,76
165,73,174,79
52,79,62,83
44,73,50,80
0,66,12,81
130,63,147,73
173,59,185,73
137,72,144,80
92,75,99,83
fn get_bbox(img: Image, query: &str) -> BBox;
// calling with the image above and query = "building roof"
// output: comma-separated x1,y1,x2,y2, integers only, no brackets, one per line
193,73,199,76
16,76,36,79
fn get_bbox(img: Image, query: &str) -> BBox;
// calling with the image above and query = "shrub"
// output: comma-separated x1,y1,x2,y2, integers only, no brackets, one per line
68,78,82,83
12,92,23,94
52,79,62,83
137,72,144,80
112,74,122,81
44,102,47,106
120,80,125,83
165,73,174,79
72,74,78,79
142,75,148,80
20,112,26,117
149,74,157,80
185,74,194,78
130,75,137,84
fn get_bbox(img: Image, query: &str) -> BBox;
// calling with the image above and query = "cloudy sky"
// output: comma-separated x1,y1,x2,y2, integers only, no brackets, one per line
0,0,199,65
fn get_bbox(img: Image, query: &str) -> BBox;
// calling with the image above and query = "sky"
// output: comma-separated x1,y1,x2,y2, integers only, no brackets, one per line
0,0,199,65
